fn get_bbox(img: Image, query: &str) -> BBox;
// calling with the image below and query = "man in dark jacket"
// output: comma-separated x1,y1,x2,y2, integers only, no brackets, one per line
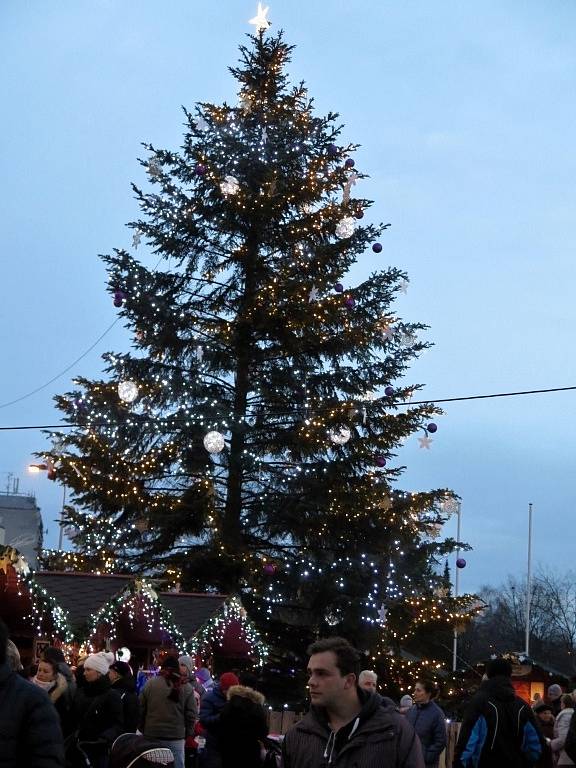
282,636,424,768
0,619,65,767
453,658,544,767
108,660,139,732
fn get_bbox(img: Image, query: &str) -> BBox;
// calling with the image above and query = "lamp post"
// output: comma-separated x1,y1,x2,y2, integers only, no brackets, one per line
452,501,462,673
525,502,533,656
27,464,66,550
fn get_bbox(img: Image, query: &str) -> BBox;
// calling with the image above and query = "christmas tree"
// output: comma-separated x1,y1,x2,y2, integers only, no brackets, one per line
42,9,477,680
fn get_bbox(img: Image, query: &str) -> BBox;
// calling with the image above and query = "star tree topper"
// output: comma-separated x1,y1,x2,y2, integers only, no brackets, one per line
249,3,270,33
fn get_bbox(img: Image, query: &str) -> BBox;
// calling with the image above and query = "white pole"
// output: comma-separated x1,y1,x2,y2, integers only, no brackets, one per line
452,502,462,672
525,503,533,656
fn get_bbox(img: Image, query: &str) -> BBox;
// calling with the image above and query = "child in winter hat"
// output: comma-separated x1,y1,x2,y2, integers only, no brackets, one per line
83,651,115,676
196,666,215,691
219,672,240,692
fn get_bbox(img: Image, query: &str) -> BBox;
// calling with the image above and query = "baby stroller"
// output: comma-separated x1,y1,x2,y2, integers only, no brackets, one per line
262,736,282,768
110,734,175,768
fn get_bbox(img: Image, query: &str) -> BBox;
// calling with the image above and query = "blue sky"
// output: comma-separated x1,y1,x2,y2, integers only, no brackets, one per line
1,1,575,592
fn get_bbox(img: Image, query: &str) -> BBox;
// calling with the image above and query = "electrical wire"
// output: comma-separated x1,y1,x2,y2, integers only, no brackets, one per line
0,318,120,410
0,384,573,431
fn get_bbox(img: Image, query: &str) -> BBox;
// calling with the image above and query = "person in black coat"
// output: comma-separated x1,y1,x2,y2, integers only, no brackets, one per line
406,680,446,768
453,658,544,767
0,619,65,768
31,658,73,737
69,652,123,768
217,685,269,768
108,660,139,732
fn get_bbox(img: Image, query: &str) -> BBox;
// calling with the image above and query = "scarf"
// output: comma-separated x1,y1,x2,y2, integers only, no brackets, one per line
33,676,55,693
160,668,182,702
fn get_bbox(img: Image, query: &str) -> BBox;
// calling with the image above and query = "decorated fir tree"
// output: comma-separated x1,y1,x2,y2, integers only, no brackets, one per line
41,10,477,679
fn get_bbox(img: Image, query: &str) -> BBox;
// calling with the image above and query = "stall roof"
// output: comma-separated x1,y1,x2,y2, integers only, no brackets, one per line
34,571,230,638
159,592,228,638
35,571,132,630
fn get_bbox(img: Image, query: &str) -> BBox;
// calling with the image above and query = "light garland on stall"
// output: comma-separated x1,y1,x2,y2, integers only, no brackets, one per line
188,596,269,666
86,579,188,653
0,546,74,643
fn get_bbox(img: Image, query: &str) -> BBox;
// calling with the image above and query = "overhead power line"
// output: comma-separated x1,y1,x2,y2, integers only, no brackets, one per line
0,384,573,432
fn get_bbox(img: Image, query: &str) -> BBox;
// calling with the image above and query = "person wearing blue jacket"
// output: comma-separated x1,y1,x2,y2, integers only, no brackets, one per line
198,671,239,768
453,658,544,767
406,680,447,768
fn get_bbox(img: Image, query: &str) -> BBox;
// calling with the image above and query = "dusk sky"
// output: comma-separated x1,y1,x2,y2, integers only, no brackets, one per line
1,1,575,593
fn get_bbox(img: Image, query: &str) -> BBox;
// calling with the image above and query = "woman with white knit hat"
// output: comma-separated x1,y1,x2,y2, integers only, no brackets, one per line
68,651,124,768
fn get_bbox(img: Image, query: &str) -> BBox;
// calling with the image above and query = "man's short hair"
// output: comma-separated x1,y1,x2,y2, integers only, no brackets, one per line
307,637,361,677
486,658,513,679
359,669,377,682
0,619,7,665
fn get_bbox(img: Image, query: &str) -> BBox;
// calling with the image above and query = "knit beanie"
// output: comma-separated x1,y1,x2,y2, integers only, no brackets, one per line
219,672,240,692
109,660,132,678
6,639,22,672
548,683,563,699
400,695,413,708
178,655,195,679
84,651,114,676
161,656,180,673
196,667,212,684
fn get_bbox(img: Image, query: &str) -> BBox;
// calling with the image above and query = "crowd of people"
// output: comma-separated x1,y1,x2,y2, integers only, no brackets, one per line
2,618,576,768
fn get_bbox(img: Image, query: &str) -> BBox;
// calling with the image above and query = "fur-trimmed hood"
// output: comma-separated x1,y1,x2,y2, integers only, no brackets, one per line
226,684,265,705
49,672,69,703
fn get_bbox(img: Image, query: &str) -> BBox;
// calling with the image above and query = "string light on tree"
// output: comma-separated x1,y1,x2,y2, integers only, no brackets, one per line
44,14,471,689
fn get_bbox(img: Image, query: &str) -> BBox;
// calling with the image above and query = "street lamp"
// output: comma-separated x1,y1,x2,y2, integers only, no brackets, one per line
27,463,66,549
28,463,48,474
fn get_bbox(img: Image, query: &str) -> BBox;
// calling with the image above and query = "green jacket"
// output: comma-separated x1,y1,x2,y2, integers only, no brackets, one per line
139,675,197,739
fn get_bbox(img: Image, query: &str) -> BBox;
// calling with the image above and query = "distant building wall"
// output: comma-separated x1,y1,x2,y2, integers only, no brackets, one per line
0,495,42,567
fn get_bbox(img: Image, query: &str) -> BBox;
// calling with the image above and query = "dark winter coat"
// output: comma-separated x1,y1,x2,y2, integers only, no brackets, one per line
406,700,447,767
71,674,124,745
199,683,228,729
110,674,139,732
218,685,269,768
199,683,228,767
282,688,424,768
453,675,544,767
0,660,65,768
139,674,196,739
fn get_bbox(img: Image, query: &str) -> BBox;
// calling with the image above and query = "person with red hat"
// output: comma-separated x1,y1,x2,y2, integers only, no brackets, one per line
199,671,239,768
